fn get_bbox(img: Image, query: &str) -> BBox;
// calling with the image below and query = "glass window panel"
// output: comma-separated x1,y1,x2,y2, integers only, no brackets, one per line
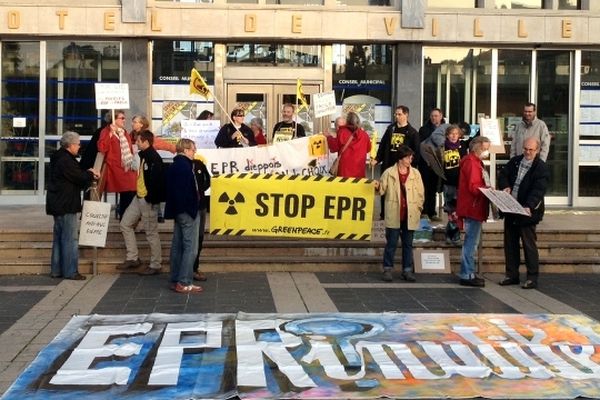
265,0,323,4
495,0,542,8
497,49,531,163
428,0,475,8
578,166,600,196
580,51,600,140
558,0,580,9
423,48,490,126
1,42,40,192
537,50,571,197
226,44,320,67
152,41,214,84
332,44,393,106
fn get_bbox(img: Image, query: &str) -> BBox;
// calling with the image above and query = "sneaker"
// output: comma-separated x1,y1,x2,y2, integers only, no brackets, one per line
65,273,86,281
139,267,160,276
116,258,142,270
174,283,203,294
521,280,537,289
459,277,485,287
193,272,208,281
382,269,393,282
401,271,416,282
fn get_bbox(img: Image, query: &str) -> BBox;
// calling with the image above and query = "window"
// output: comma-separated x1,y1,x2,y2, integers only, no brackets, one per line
495,0,542,9
558,0,580,9
152,41,214,84
226,44,320,67
428,0,475,8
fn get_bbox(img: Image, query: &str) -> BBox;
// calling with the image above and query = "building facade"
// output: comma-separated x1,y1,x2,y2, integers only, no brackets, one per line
0,0,598,206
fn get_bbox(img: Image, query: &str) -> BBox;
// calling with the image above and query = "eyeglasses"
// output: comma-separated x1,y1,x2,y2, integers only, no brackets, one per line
116,117,125,120
523,147,537,152
234,114,244,117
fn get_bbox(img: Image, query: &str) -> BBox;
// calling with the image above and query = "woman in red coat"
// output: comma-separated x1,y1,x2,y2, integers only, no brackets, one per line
97,110,137,219
456,136,491,287
326,111,371,178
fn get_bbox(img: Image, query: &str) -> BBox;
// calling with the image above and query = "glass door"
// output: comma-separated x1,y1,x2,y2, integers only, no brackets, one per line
226,82,320,143
0,42,41,196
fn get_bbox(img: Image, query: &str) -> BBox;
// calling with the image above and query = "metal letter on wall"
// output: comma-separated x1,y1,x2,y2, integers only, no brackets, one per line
401,0,424,29
122,0,147,23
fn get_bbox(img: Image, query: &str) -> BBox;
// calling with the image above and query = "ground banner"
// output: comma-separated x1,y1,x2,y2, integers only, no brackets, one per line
210,174,374,240
3,313,600,399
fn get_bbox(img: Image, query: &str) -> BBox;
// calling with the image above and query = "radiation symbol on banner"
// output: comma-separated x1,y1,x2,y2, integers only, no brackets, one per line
218,192,245,215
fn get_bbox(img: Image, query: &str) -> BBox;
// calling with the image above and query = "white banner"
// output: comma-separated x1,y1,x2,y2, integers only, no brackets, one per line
78,201,112,247
193,136,330,176
312,91,337,118
181,120,220,149
94,83,130,110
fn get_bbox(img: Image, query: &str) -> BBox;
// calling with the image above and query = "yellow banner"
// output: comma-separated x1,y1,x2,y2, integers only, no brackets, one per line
210,174,374,240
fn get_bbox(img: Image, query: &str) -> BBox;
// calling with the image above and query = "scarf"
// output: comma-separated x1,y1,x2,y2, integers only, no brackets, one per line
116,128,134,171
444,139,461,150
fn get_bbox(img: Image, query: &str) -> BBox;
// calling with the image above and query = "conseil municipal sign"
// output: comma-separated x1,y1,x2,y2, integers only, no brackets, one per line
210,173,375,240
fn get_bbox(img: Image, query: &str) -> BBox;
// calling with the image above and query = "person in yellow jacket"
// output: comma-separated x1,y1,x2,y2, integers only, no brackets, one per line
374,145,425,282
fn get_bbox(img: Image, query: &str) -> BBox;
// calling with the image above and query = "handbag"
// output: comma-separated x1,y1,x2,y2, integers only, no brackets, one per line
329,135,354,176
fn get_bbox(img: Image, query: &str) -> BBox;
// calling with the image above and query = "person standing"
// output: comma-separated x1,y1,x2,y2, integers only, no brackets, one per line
131,115,176,154
46,131,99,280
510,102,551,162
118,130,166,275
498,137,550,289
370,105,419,219
192,154,211,282
374,146,424,282
97,110,137,219
250,117,267,145
272,103,305,142
456,136,491,287
418,108,445,220
214,109,256,148
325,111,371,178
164,139,203,293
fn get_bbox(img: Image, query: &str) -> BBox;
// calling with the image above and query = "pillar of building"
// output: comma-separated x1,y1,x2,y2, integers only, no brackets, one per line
121,39,150,120
395,43,423,126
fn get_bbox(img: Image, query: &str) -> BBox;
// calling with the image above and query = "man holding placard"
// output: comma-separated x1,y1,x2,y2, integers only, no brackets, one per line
46,131,99,280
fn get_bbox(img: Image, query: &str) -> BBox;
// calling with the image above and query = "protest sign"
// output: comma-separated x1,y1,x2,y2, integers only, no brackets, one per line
479,118,505,153
78,201,111,247
479,187,529,215
181,120,220,149
312,91,337,118
210,174,374,240
94,83,130,110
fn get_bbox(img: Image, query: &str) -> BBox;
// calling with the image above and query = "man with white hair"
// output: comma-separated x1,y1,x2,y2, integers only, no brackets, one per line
498,137,550,289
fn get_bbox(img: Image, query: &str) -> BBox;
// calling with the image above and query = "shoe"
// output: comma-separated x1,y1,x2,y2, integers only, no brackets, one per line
174,283,203,293
116,258,142,270
66,273,86,281
169,282,177,291
430,215,442,222
382,269,393,282
158,216,165,223
459,277,485,287
499,277,520,286
522,280,537,289
193,272,208,281
139,267,160,276
50,274,63,279
401,271,416,282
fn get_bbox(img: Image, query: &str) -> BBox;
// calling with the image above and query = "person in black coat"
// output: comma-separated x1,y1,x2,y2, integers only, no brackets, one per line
214,108,256,148
192,156,211,282
46,131,99,280
118,130,166,275
497,137,550,289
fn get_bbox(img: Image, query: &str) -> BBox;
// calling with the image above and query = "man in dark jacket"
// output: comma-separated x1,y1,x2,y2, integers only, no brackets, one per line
498,137,550,289
118,130,166,275
46,131,98,280
370,105,419,219
418,108,445,220
164,138,203,293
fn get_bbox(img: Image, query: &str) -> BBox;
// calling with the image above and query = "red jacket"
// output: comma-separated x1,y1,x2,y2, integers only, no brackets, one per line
97,125,136,193
456,153,489,222
327,126,371,178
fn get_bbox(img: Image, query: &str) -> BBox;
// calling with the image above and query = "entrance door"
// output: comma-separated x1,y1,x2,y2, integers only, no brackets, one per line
226,82,320,143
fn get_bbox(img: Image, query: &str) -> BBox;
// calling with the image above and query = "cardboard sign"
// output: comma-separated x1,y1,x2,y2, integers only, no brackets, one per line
78,201,111,247
312,91,337,118
479,118,505,154
181,120,220,149
414,249,450,273
94,83,130,110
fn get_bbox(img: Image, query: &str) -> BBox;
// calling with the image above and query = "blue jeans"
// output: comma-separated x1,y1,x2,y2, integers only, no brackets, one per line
50,214,79,278
460,217,482,279
170,213,200,286
383,221,414,272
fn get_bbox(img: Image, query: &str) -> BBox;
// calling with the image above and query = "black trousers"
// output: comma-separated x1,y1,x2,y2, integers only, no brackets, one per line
193,208,207,272
503,220,539,282
420,166,439,218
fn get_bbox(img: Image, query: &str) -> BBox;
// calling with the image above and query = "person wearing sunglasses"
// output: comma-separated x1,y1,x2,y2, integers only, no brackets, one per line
214,108,256,148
